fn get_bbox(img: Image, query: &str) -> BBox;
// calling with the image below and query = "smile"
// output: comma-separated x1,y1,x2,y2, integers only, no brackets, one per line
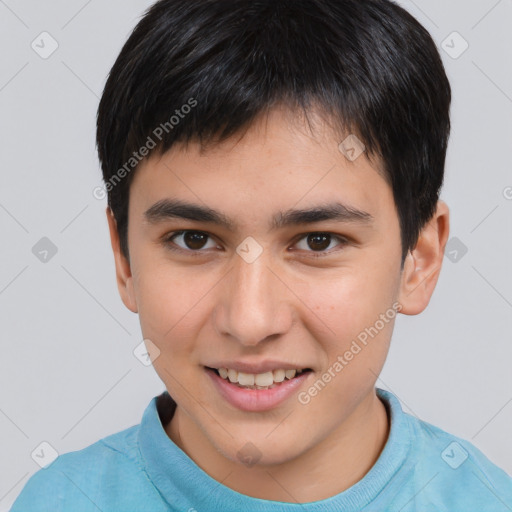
205,366,313,412
212,367,310,389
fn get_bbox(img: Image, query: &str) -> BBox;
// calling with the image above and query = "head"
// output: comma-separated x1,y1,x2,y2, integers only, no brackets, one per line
97,0,451,467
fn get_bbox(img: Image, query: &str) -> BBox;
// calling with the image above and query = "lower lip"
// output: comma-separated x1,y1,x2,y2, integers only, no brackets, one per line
205,367,312,412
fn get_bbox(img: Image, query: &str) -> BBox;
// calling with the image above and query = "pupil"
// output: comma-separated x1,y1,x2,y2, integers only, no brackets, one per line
308,233,330,251
184,232,207,250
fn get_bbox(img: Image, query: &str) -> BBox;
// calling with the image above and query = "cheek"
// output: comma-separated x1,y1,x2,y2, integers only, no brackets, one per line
310,266,387,323
134,263,206,347
306,267,396,359
135,267,209,398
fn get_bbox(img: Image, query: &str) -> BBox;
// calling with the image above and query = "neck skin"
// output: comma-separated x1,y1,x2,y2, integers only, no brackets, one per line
164,390,390,503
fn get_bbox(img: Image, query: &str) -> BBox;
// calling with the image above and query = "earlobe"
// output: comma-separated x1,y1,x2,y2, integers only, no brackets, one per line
105,206,138,313
397,200,450,315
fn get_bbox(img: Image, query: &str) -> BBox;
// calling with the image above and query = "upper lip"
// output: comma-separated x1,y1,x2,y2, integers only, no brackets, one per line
206,360,311,374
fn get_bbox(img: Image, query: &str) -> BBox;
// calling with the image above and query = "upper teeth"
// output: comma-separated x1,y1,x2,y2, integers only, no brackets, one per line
217,368,304,386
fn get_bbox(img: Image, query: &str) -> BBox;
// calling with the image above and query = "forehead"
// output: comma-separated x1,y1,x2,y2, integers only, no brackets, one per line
129,106,393,229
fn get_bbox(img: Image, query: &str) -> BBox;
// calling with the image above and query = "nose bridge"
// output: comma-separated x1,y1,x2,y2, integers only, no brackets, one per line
217,251,289,346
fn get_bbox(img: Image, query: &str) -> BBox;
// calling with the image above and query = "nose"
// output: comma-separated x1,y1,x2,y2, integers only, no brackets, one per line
214,251,293,347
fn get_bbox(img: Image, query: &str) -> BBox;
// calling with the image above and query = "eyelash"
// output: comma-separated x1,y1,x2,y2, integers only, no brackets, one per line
162,230,349,258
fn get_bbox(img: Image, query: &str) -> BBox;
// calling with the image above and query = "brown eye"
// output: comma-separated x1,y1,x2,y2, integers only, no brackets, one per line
164,230,217,253
181,231,209,250
294,232,348,256
306,233,331,251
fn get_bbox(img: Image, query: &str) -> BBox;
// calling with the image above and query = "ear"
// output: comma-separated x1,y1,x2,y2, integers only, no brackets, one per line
106,206,138,313
397,200,450,315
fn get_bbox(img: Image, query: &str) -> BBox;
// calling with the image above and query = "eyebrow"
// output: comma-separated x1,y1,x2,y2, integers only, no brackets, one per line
143,198,374,231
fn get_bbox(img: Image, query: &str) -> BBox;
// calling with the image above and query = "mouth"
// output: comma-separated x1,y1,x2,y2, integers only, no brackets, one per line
204,365,313,412
205,366,313,390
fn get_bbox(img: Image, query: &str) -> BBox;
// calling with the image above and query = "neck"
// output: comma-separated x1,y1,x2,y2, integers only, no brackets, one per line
165,389,390,503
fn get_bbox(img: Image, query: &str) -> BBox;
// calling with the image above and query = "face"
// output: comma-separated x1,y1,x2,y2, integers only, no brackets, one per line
107,105,449,470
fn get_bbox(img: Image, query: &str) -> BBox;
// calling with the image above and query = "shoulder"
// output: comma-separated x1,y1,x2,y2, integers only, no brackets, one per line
51,423,142,476
9,424,162,512
403,412,512,511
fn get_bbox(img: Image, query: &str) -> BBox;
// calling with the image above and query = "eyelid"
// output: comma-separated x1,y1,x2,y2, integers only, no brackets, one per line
162,230,349,257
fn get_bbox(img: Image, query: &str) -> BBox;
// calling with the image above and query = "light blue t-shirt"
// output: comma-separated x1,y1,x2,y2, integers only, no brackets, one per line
10,388,512,511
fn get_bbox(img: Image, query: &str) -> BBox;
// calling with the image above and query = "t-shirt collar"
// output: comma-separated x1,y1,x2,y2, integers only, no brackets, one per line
138,387,411,512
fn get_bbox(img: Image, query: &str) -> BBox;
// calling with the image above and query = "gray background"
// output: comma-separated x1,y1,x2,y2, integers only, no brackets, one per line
1,0,511,509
